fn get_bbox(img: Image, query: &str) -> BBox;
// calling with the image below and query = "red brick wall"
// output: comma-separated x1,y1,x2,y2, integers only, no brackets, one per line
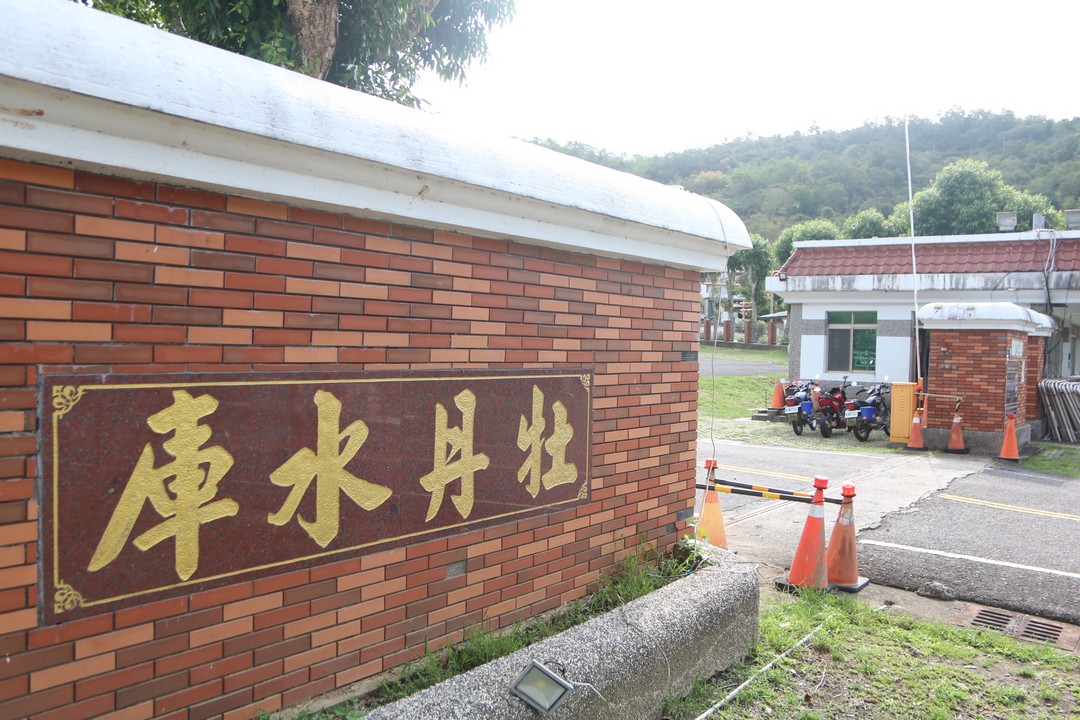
926,328,1029,432
0,158,701,719
1025,334,1045,422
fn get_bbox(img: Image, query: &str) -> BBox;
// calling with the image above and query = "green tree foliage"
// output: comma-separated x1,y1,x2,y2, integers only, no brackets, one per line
727,235,774,320
682,170,727,196
336,0,514,105
775,219,839,264
841,208,891,239
899,159,1063,235
79,0,514,106
885,203,913,237
540,111,1080,243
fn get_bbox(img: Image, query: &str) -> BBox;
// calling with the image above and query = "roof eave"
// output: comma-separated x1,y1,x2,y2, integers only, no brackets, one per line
0,0,751,271
792,230,1080,250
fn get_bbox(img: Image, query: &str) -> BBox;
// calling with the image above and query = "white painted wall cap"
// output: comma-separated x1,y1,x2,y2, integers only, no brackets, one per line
917,302,1056,335
0,0,751,269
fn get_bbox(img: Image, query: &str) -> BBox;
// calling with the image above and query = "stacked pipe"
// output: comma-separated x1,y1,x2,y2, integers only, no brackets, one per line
1038,379,1080,443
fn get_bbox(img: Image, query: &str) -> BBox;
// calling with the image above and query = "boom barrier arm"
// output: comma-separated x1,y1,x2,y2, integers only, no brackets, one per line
695,482,844,505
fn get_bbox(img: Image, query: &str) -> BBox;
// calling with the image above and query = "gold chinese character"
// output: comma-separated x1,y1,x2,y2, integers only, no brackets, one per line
419,389,489,521
516,386,546,497
89,390,238,581
268,390,391,548
517,386,578,497
542,400,577,490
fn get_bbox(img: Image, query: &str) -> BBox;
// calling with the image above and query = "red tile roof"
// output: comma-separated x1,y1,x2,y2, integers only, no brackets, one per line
782,238,1080,276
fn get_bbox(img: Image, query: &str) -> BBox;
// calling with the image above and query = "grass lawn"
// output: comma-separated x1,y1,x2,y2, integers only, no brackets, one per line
695,345,790,418
664,591,1079,719
697,346,789,420
699,375,779,419
1023,442,1080,478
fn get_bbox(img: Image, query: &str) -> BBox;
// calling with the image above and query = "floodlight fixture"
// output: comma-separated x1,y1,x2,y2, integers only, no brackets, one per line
510,660,573,715
996,211,1017,232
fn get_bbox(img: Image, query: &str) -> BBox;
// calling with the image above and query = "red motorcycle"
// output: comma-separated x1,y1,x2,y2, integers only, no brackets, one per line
815,376,854,438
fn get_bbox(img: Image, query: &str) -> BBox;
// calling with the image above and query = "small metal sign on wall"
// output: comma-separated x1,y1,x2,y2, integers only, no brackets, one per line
1004,359,1022,417
40,370,591,624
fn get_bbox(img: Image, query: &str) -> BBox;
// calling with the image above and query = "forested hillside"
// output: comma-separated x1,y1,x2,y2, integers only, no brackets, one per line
538,111,1080,242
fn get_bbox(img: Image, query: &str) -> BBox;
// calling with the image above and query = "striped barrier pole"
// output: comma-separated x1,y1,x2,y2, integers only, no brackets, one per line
695,482,844,506
713,478,816,500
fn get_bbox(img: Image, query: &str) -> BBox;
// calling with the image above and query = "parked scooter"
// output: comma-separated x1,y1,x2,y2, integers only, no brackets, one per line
816,376,854,438
850,381,891,442
782,380,818,436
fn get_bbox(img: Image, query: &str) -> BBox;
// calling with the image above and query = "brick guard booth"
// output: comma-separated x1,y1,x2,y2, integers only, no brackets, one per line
0,3,752,719
918,302,1054,453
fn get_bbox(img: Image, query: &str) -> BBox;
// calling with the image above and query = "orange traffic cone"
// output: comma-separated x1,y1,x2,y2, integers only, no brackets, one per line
944,413,969,454
696,459,728,548
696,489,728,549
825,484,869,592
906,399,926,451
771,379,785,410
999,412,1020,461
776,476,829,592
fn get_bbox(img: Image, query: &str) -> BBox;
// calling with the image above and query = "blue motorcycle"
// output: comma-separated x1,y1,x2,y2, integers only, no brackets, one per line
783,380,818,436
850,382,891,442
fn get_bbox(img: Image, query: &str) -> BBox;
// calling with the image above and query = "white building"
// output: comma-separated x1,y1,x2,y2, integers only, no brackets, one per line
767,230,1080,384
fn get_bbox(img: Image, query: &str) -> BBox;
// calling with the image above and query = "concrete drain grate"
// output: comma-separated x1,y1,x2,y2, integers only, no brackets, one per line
961,604,1079,652
970,608,1014,632
1022,619,1067,644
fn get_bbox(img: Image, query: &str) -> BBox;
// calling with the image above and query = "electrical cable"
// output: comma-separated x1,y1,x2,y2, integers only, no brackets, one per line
710,297,718,463
904,117,922,383
570,681,607,703
696,190,744,468
541,659,613,718
618,604,672,692
691,616,836,720
691,604,892,720
1038,227,1061,376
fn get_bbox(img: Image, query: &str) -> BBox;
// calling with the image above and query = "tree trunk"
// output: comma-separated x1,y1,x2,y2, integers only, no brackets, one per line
747,267,757,323
286,0,339,80
724,270,734,318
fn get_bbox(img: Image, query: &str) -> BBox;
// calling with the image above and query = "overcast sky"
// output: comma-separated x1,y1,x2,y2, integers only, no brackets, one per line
414,0,1080,156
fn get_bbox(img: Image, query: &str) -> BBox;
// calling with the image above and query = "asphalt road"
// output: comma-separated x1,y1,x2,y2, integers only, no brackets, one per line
697,357,787,378
857,464,1080,625
695,429,1080,626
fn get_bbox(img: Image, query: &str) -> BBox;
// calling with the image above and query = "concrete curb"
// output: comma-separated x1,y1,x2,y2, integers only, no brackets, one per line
363,548,758,719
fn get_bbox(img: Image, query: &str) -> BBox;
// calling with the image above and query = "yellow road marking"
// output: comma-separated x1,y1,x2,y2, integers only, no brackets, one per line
940,493,1080,522
702,462,808,483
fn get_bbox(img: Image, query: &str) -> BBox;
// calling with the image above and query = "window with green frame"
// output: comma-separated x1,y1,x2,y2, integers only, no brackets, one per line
826,311,876,372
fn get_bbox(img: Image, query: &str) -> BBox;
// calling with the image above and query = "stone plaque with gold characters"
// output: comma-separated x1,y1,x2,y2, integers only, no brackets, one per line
40,370,591,624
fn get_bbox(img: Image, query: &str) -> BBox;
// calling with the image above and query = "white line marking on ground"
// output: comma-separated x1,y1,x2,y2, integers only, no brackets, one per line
859,540,1080,580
